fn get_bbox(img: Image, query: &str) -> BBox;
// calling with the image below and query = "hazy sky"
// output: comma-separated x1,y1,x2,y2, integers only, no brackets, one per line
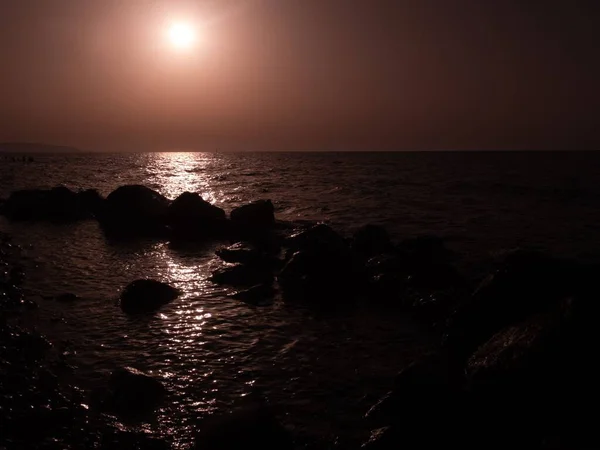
0,0,598,151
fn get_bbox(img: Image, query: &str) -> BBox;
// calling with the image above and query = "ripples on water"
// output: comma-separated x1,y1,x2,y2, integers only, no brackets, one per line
2,151,600,447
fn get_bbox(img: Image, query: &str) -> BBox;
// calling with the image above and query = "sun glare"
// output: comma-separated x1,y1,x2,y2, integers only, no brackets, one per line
168,22,197,50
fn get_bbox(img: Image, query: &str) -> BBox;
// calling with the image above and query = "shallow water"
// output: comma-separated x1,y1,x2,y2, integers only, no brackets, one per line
1,151,600,447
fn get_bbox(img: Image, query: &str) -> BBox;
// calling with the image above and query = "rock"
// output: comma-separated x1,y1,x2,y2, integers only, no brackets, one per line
216,242,280,268
230,283,275,306
2,186,91,221
365,352,464,427
443,250,575,359
210,265,273,288
78,189,105,218
351,224,393,260
105,367,167,416
278,248,360,303
193,398,292,450
284,223,348,257
55,293,79,303
396,235,456,266
99,185,170,237
168,192,228,240
230,200,275,230
120,279,180,314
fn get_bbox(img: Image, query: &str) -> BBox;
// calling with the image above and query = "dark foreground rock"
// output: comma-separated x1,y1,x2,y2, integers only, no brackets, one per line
99,185,171,237
104,367,167,417
216,242,280,268
120,279,181,314
168,192,229,240
193,399,293,450
210,264,274,288
230,199,275,230
230,283,275,306
351,224,393,260
1,186,100,221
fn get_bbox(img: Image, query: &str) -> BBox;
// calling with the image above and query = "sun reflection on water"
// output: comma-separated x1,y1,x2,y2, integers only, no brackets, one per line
147,152,224,204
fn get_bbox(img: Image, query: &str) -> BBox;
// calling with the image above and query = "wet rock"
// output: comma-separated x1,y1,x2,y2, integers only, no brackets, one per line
365,352,464,427
351,224,393,260
443,250,575,359
120,279,181,314
193,399,293,450
284,223,348,257
230,199,275,230
2,186,92,221
278,248,360,303
396,235,456,266
230,283,275,306
99,185,170,237
105,367,167,416
55,293,80,303
168,192,229,240
210,264,274,288
216,242,281,268
78,188,105,218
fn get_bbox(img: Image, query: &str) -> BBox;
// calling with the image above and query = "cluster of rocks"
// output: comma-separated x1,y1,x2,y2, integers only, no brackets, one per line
362,250,600,449
0,185,276,242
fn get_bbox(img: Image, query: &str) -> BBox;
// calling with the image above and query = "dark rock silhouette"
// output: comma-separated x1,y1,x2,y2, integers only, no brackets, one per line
351,224,393,260
1,186,94,221
193,398,293,450
99,185,171,237
78,188,105,218
443,249,575,359
210,264,274,287
283,223,347,257
216,242,281,269
104,367,167,416
230,199,275,230
168,192,229,240
55,293,79,302
120,279,180,314
230,283,275,306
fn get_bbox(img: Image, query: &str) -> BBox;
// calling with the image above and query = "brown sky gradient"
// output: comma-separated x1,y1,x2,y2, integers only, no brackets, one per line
0,0,598,151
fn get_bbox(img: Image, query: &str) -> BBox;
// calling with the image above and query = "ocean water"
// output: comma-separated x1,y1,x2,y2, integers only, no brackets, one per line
1,151,600,447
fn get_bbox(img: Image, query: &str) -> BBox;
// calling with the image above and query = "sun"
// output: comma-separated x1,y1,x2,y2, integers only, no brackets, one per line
167,22,197,50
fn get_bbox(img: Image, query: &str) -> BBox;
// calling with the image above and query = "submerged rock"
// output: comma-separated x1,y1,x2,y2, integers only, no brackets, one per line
351,224,393,260
2,186,94,221
230,200,275,230
210,264,273,288
443,249,575,359
284,223,348,257
216,242,280,268
193,398,292,450
120,279,180,314
105,367,167,416
230,283,275,306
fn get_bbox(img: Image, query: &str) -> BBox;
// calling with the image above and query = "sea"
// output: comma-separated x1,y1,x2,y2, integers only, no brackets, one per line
1,151,600,448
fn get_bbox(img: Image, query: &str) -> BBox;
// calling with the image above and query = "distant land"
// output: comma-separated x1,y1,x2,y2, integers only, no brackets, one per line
0,142,82,153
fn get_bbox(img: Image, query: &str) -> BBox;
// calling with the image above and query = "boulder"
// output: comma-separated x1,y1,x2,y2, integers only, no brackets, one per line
193,398,292,450
216,242,281,269
168,192,228,240
2,186,90,221
230,283,275,306
99,185,170,237
351,224,393,260
230,200,275,230
278,248,360,303
120,279,180,314
105,367,167,416
396,235,456,266
283,223,348,257
443,250,576,359
77,188,105,218
210,265,273,288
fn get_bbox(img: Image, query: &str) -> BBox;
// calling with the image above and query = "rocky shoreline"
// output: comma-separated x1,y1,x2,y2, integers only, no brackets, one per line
2,185,600,449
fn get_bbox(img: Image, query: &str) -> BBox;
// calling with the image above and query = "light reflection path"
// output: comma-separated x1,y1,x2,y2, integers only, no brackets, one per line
144,152,227,205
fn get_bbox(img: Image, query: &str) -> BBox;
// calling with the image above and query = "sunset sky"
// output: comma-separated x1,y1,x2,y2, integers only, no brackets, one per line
0,0,598,151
